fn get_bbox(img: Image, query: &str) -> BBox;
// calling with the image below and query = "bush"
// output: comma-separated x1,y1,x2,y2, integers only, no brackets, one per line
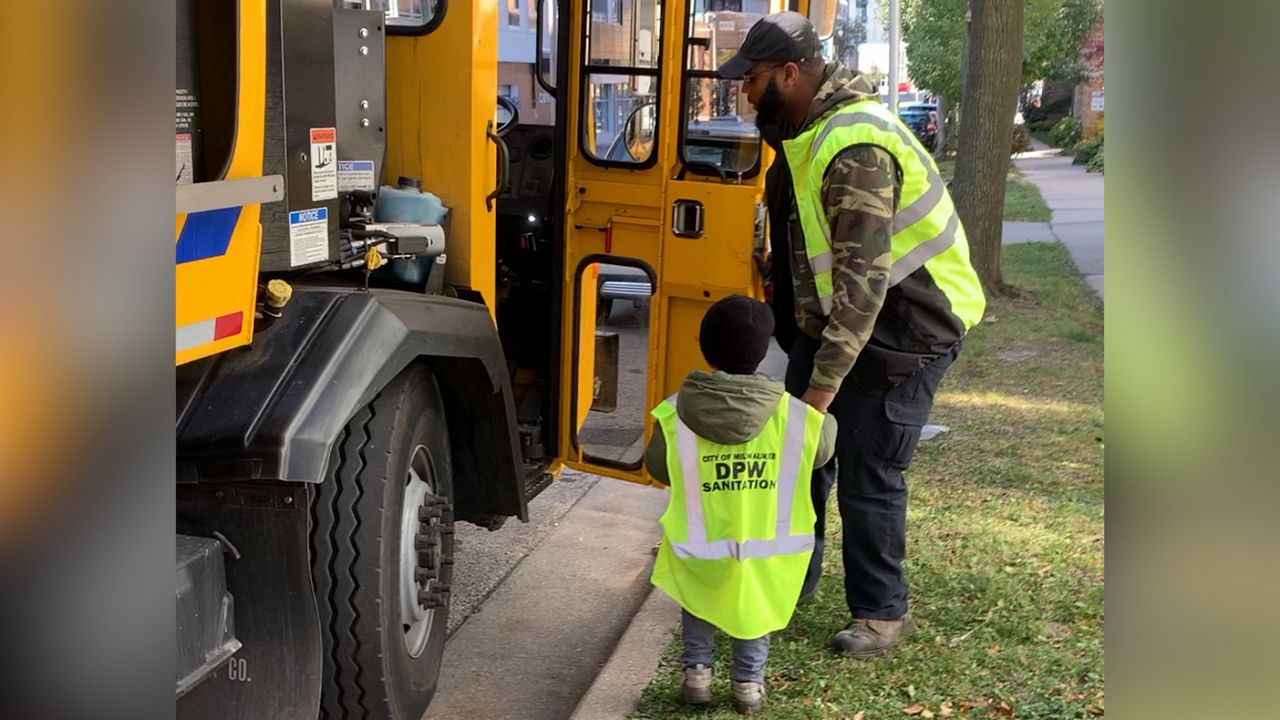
1022,91,1072,127
1072,134,1104,166
1087,148,1104,173
1050,116,1082,148
1011,123,1033,155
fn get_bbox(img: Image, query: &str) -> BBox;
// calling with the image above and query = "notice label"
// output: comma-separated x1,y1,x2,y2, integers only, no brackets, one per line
337,160,376,192
310,127,338,201
176,133,194,185
1090,90,1104,112
289,207,329,267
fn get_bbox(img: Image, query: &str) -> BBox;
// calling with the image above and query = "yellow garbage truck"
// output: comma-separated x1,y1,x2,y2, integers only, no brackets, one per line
175,0,834,717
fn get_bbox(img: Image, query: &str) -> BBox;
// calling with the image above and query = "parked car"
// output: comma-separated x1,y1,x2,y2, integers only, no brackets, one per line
898,103,938,151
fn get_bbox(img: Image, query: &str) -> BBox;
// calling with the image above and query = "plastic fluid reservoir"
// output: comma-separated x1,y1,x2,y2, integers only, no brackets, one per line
376,176,449,225
373,176,448,287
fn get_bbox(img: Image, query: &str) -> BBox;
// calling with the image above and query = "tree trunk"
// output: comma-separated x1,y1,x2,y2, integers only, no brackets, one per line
951,0,1024,296
934,94,948,159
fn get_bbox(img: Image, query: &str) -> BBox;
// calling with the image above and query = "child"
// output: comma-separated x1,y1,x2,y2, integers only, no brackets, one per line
644,295,837,714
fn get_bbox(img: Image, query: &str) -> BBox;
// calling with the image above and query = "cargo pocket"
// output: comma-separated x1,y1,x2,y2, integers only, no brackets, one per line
873,417,923,480
878,370,934,477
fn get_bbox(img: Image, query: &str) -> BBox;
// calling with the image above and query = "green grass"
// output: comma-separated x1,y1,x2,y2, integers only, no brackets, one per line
936,160,1052,223
632,243,1104,720
1001,176,1053,223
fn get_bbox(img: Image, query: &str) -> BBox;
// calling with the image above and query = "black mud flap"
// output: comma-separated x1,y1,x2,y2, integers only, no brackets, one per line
177,482,320,720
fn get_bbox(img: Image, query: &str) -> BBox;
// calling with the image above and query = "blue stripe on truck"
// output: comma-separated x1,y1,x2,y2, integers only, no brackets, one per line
176,206,242,264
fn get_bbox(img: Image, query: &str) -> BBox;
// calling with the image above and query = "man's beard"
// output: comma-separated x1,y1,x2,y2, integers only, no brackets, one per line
753,79,788,146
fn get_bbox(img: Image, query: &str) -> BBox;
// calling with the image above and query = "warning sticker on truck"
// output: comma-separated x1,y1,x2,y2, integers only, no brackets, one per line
289,207,329,267
176,133,194,185
338,160,376,192
310,128,338,201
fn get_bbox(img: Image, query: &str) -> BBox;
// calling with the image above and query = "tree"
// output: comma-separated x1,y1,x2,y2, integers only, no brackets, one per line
901,0,967,105
902,0,1099,149
1023,0,1101,85
832,18,866,71
951,0,1025,294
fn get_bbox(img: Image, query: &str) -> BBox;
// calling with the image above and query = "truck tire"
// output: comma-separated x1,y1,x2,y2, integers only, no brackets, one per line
311,365,455,719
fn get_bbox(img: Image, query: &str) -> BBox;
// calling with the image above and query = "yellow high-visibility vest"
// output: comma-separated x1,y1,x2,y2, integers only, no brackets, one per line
650,393,824,639
781,99,986,329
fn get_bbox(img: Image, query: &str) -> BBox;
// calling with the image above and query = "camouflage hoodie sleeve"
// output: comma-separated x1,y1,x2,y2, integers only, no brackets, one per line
809,144,900,392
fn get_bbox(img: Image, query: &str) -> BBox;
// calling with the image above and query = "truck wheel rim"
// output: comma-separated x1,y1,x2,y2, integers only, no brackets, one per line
401,444,439,658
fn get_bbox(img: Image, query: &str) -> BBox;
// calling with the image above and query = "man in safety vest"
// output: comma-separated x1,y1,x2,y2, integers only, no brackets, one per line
719,12,986,658
643,295,836,714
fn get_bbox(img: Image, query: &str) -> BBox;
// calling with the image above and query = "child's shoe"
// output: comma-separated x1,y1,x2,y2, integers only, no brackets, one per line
680,664,712,705
731,680,765,715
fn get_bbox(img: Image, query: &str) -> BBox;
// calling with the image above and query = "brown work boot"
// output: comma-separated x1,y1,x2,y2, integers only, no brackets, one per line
831,616,916,658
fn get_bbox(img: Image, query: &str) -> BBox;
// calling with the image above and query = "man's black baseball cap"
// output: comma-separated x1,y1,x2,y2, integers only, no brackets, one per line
718,11,823,80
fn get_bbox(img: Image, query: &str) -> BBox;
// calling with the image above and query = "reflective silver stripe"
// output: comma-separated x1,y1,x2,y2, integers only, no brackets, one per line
810,108,960,287
819,296,833,315
670,534,816,561
809,250,834,276
674,418,708,544
889,211,959,286
773,397,809,540
809,110,948,234
670,398,815,562
893,174,944,233
811,110,899,161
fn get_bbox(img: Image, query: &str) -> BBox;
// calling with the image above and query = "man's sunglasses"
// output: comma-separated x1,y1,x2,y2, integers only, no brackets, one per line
741,57,810,84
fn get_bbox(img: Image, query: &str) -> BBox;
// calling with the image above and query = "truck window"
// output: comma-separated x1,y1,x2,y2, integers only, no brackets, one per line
580,0,663,166
353,0,445,35
807,0,837,40
678,2,765,178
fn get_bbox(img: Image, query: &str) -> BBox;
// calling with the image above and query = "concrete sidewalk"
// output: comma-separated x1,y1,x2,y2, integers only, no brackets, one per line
1006,141,1105,300
424,477,669,720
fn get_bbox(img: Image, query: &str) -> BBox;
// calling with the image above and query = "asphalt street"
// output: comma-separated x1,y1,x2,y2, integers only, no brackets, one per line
577,299,652,465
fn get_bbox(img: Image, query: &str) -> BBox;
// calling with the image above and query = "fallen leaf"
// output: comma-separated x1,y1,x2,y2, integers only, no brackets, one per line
1086,704,1104,716
903,704,926,716
854,713,866,720
922,711,936,719
996,701,1014,717
940,702,955,717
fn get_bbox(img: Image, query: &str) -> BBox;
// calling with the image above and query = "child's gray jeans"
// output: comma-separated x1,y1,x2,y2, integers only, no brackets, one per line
680,609,770,683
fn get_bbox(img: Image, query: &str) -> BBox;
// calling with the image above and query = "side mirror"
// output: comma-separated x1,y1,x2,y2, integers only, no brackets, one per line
622,102,657,161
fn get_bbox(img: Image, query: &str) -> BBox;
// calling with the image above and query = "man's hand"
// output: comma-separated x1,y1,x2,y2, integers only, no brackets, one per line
800,386,837,413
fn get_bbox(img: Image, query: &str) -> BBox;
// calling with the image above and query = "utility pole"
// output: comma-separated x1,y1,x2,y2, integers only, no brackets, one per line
888,0,901,112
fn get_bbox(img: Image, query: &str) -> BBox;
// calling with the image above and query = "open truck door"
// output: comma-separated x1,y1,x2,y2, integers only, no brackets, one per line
556,0,788,484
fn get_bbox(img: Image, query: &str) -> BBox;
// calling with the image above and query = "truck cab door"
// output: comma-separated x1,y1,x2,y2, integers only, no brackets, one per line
558,0,786,484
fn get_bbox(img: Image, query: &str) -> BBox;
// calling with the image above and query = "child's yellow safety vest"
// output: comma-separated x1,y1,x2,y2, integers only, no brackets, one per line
650,393,824,639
